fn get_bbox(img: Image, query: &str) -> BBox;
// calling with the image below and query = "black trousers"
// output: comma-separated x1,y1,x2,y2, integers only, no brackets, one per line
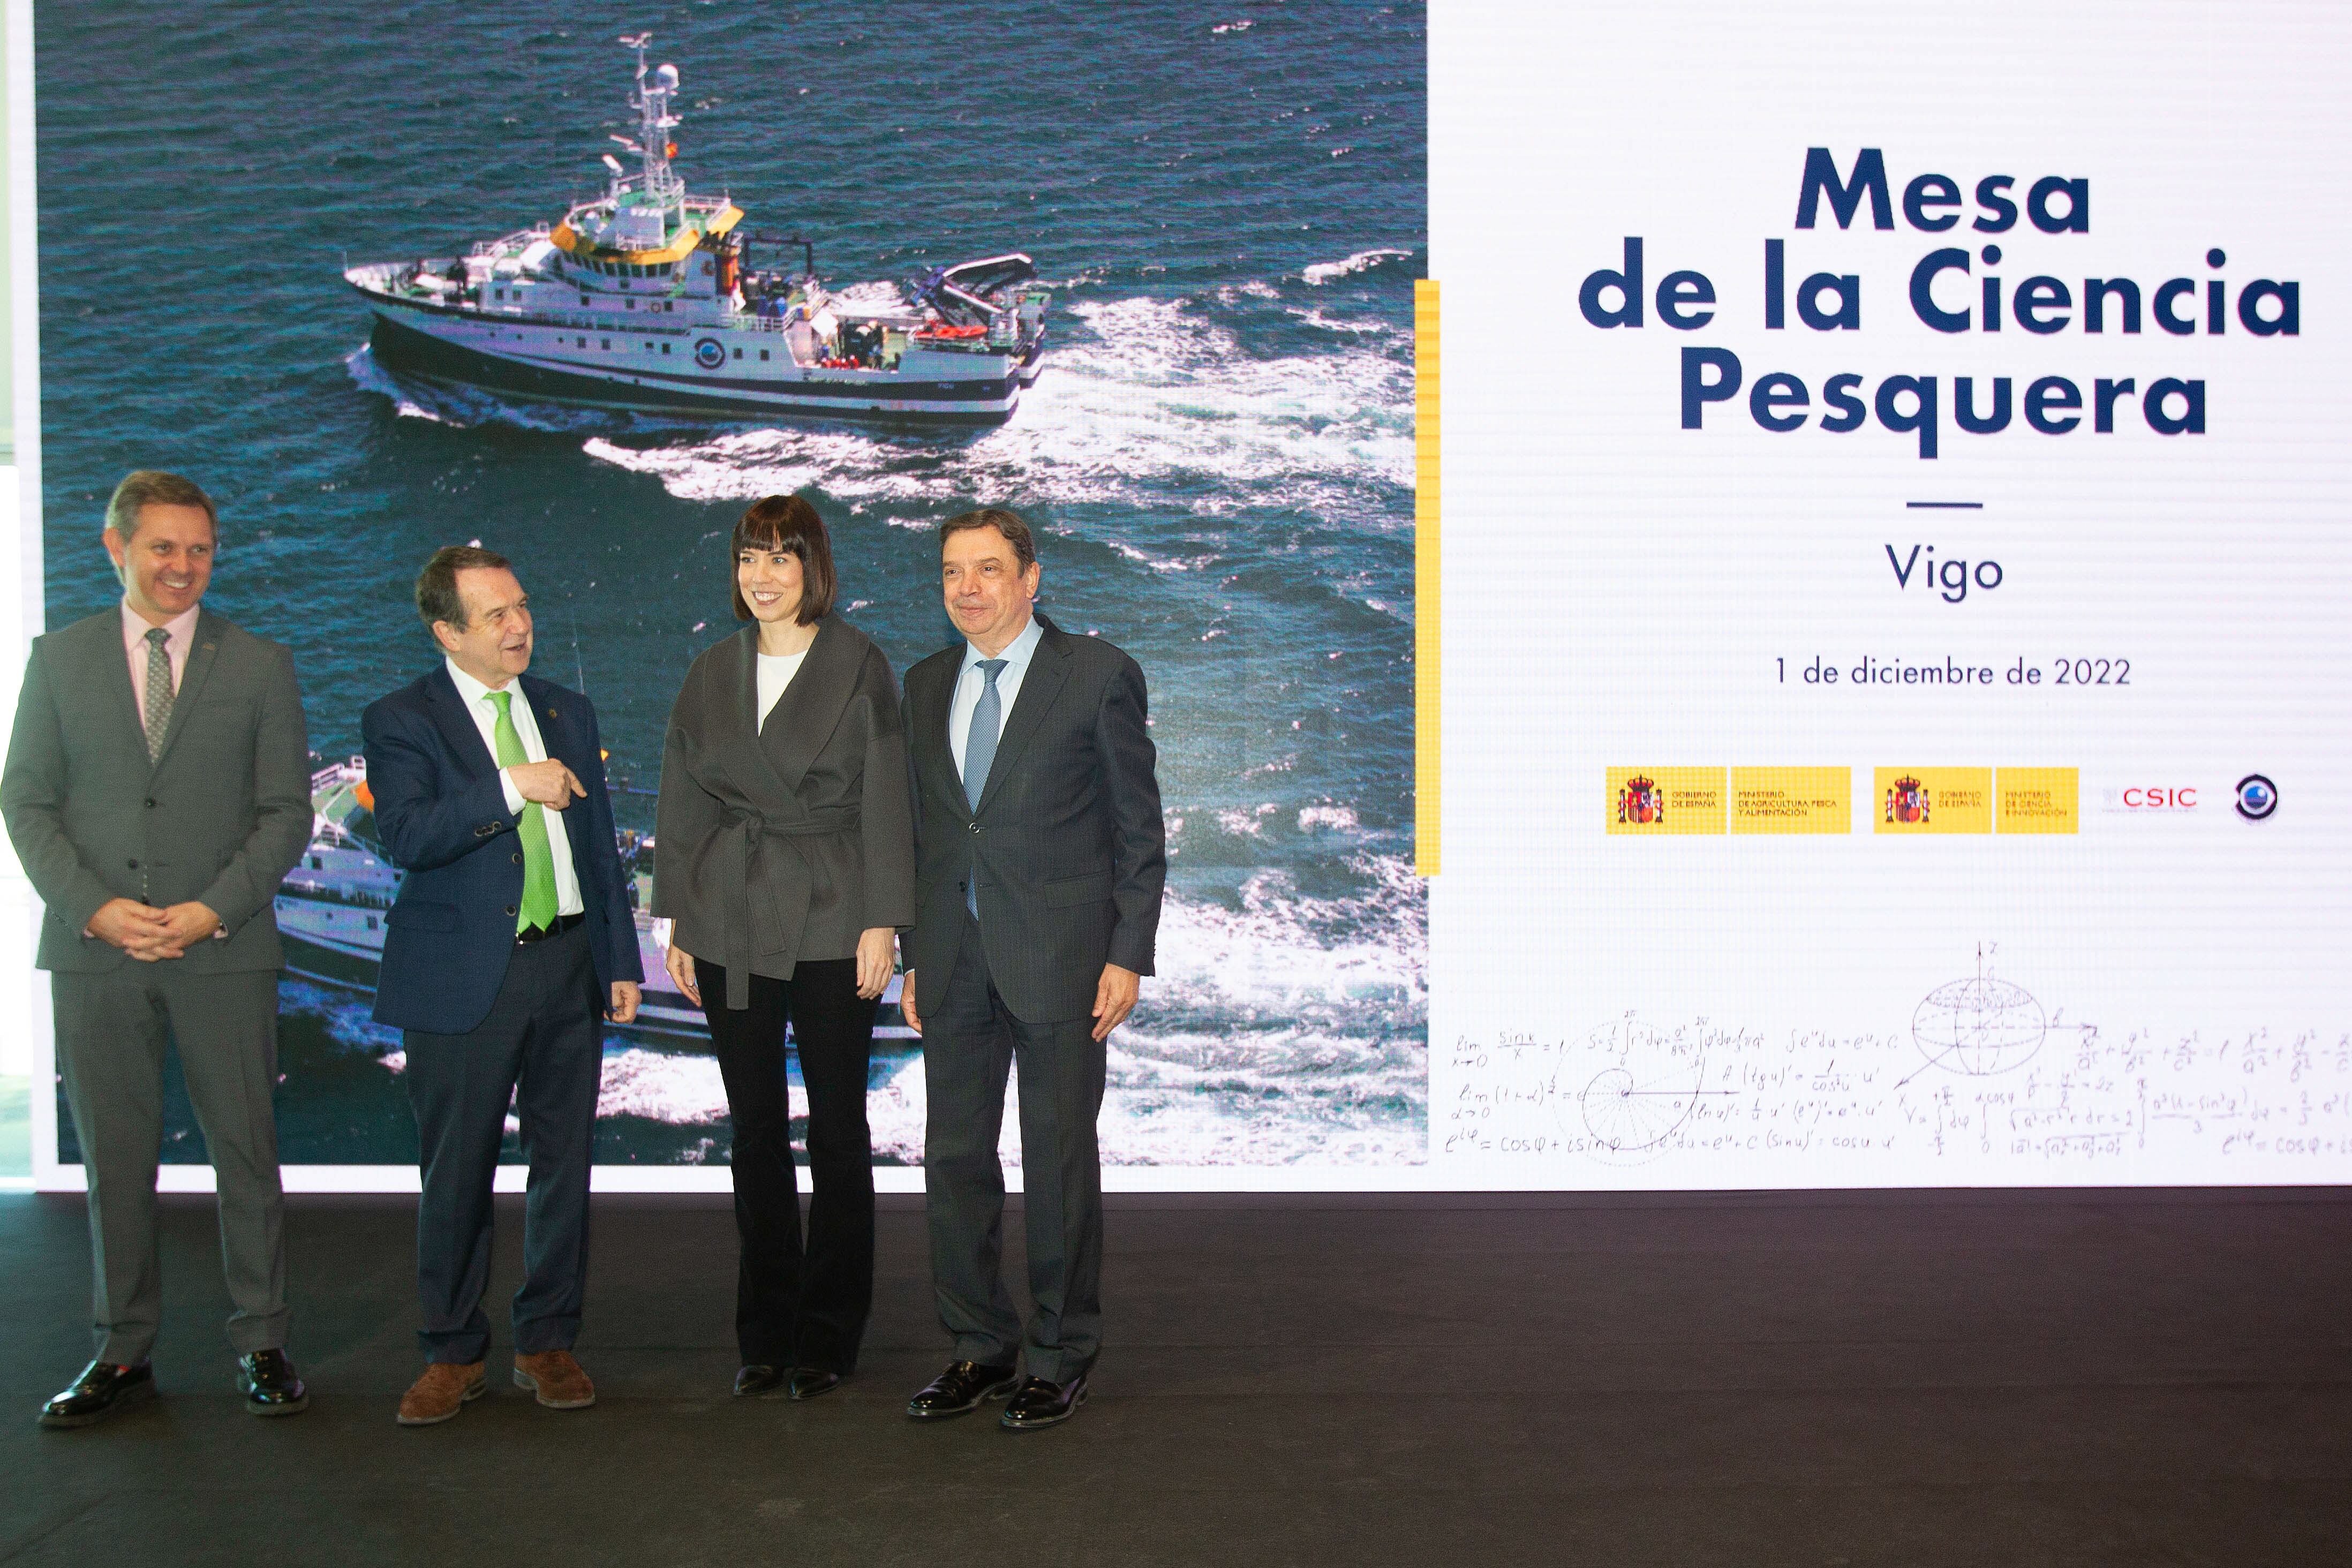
697,958,878,1372
403,921,602,1365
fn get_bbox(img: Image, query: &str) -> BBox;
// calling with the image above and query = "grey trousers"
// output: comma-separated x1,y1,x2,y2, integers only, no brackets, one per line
52,965,289,1366
923,914,1107,1384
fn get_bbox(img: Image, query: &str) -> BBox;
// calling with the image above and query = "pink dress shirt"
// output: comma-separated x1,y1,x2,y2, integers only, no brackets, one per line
103,598,223,939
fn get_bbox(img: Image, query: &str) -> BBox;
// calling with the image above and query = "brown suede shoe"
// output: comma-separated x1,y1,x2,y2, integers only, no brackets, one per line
396,1362,486,1427
512,1350,596,1410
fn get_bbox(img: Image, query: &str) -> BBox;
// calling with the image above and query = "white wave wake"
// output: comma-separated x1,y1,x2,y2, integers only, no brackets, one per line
566,292,1413,513
1301,247,1413,285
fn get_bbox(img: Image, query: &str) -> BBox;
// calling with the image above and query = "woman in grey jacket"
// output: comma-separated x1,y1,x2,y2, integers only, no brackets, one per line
652,495,915,1399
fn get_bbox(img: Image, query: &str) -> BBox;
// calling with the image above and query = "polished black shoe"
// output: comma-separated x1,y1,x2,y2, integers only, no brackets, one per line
733,1364,789,1398
999,1371,1089,1431
39,1360,155,1429
905,1360,1019,1420
788,1368,843,1401
238,1349,308,1416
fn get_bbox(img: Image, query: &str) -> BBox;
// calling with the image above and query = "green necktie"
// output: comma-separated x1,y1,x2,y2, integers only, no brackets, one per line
488,690,559,933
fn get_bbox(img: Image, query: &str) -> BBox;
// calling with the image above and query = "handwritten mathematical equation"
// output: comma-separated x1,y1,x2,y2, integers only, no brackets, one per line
1439,1022,2352,1169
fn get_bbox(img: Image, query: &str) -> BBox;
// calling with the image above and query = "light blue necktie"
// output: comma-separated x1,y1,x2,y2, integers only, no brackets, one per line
962,659,1007,915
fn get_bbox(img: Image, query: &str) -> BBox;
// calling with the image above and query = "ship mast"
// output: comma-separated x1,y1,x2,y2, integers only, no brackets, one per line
615,32,684,223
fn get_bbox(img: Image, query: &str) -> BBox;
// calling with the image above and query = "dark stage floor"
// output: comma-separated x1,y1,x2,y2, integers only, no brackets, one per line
2,1187,2348,1566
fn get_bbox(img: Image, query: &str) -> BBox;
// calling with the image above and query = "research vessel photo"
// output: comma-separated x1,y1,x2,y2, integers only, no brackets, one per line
345,33,1049,423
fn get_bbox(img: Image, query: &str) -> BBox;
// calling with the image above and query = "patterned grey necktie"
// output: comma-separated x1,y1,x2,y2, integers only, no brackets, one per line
962,659,1007,915
142,626,174,762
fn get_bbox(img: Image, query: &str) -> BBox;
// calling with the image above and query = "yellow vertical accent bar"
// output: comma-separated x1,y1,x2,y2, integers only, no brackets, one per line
1414,279,1441,876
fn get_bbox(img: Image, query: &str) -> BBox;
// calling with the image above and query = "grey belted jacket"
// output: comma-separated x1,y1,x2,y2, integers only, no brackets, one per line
650,615,916,1010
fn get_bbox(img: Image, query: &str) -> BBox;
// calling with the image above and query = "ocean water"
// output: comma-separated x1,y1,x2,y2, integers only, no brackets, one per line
34,1,1425,1167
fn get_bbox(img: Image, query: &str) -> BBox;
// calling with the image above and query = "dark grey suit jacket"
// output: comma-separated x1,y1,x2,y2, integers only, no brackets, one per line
901,611,1166,1024
652,615,917,1010
2,606,312,974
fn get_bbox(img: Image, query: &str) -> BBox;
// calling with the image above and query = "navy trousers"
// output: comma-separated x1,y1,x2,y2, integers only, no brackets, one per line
402,922,602,1365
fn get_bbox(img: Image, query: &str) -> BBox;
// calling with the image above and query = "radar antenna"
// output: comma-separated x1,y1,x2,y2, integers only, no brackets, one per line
616,32,684,218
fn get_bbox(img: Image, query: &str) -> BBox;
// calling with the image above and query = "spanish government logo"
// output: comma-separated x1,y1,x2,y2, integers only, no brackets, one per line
1618,775,1665,825
2235,773,2278,820
1872,768,1992,834
1605,768,1725,835
1884,775,1931,825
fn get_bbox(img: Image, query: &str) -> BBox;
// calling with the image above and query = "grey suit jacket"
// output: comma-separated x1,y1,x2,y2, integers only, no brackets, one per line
901,611,1166,1024
2,606,312,974
652,615,917,1011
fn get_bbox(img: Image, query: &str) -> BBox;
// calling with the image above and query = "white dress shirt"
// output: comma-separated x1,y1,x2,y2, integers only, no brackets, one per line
444,657,584,917
121,599,200,716
756,647,809,727
947,613,1045,782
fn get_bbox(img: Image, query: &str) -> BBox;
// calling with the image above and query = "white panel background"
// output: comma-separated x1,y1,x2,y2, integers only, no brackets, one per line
1430,1,2352,1187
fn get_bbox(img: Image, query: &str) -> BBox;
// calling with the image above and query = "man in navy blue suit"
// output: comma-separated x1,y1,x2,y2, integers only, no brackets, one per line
361,545,642,1427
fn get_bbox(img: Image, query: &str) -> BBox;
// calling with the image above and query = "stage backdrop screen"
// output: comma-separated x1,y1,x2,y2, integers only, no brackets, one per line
1428,2,2352,1187
12,2,2351,1193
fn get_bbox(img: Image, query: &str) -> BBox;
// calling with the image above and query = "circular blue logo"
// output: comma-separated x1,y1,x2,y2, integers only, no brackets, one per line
2235,774,2277,820
693,337,726,370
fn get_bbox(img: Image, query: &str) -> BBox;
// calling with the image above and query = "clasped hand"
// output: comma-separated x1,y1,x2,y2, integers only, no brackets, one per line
89,896,220,961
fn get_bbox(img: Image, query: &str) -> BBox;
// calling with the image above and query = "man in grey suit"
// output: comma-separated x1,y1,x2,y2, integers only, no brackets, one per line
3,470,313,1427
899,506,1165,1431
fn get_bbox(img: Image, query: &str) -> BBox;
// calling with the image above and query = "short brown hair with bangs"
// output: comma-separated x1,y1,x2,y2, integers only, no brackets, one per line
731,494,836,625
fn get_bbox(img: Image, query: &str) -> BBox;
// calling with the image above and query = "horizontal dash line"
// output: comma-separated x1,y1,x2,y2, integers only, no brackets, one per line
1906,501,1984,509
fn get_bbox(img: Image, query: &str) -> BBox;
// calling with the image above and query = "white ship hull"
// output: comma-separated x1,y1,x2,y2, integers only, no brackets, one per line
353,281,1044,425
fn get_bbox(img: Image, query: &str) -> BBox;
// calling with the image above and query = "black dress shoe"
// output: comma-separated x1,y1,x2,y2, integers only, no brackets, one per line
733,1364,789,1398
906,1360,1019,1420
788,1369,843,1401
39,1360,155,1429
999,1371,1089,1431
238,1350,308,1416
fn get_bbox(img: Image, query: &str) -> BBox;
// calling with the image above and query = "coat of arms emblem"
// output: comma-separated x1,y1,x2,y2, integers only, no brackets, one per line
1884,775,1931,824
1617,775,1666,825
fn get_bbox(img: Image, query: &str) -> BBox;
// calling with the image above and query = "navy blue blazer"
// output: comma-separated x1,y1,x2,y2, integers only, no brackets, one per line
361,666,642,1035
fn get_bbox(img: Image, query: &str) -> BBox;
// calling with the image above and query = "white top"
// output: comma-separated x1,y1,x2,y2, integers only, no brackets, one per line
948,613,1046,780
756,647,809,727
120,599,200,716
443,657,585,917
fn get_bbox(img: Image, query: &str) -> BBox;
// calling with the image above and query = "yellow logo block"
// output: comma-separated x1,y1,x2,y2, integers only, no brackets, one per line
1607,767,1726,835
1873,767,1992,834
1730,767,1851,834
1996,767,2079,834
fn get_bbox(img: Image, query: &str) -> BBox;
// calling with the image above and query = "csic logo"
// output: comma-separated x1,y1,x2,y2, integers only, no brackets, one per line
2105,785,2199,813
693,337,727,370
2235,774,2278,821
